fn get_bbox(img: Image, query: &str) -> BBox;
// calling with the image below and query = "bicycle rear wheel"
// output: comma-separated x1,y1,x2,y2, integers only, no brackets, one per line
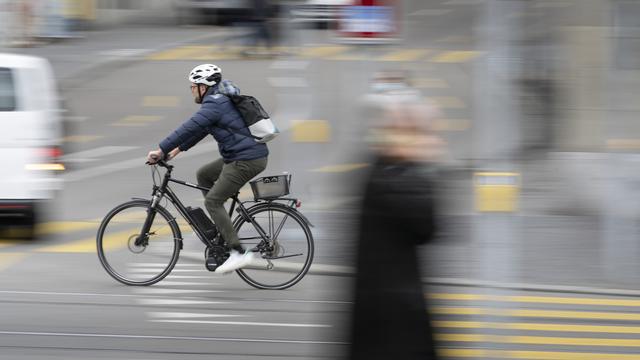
97,200,181,286
234,203,314,290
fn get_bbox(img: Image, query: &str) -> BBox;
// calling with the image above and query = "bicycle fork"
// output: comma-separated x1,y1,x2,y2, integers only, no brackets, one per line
135,191,162,246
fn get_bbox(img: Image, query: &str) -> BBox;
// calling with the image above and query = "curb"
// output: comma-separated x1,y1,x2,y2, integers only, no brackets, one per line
58,28,235,91
182,252,640,297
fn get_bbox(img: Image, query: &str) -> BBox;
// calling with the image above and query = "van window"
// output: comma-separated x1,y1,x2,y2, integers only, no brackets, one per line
0,68,16,111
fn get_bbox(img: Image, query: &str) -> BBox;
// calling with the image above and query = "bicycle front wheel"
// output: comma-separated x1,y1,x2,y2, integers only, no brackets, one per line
97,200,181,286
234,203,314,290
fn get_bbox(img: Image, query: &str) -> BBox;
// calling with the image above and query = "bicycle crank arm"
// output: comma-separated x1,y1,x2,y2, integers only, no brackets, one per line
262,253,304,260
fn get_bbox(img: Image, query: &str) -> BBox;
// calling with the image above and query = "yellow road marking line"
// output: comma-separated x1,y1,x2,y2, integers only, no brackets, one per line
36,225,175,253
142,96,180,108
438,333,640,347
511,309,640,321
431,50,481,63
433,320,640,334
0,253,27,271
432,306,640,321
509,295,640,307
311,163,370,173
431,96,466,109
328,53,369,61
191,46,242,60
35,220,100,236
432,119,471,131
0,240,21,249
62,135,103,143
112,115,163,127
379,49,431,62
299,46,349,59
607,139,640,150
436,35,472,44
430,293,640,307
439,349,640,359
291,120,331,143
147,46,212,61
432,306,485,315
414,77,449,89
534,1,572,8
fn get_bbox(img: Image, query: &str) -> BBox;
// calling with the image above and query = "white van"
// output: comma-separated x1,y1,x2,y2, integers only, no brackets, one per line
0,53,64,237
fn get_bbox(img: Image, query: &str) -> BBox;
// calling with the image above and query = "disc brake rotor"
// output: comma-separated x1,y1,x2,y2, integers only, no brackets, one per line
128,234,147,254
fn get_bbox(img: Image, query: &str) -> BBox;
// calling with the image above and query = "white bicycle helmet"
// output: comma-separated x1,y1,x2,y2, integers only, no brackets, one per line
188,64,222,86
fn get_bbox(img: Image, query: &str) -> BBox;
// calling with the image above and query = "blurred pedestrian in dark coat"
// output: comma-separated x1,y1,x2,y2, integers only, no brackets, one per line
349,101,445,360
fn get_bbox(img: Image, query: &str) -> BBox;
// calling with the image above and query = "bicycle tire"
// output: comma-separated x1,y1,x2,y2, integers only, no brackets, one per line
97,200,182,286
233,203,314,290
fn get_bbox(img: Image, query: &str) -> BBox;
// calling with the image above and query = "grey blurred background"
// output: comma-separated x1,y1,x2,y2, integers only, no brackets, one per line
2,0,640,359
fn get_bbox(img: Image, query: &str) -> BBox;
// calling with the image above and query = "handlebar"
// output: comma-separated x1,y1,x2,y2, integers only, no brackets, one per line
146,158,173,170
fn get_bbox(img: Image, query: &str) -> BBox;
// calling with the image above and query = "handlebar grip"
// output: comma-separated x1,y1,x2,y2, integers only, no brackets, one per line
146,158,168,167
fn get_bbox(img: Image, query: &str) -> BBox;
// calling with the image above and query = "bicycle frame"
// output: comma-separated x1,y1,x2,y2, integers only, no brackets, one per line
136,161,271,249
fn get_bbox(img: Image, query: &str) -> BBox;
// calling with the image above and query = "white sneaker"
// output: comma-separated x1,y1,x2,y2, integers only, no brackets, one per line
241,251,255,267
215,250,253,274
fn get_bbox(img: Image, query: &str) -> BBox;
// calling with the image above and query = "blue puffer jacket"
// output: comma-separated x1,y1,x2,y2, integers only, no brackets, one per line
159,80,268,162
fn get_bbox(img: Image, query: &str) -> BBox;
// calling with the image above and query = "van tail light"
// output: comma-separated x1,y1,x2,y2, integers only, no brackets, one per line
26,147,65,171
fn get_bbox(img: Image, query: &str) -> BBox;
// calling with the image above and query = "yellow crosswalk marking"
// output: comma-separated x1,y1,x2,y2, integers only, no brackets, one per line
607,139,640,150
433,321,640,334
327,53,368,61
432,306,485,315
299,46,349,59
379,49,431,62
291,120,331,143
431,50,481,63
311,163,370,173
432,306,640,321
440,349,640,359
36,221,100,236
191,46,241,60
438,333,640,347
36,237,99,253
0,253,27,271
430,293,640,307
431,96,466,109
0,241,20,249
147,46,212,61
142,96,180,108
432,119,471,131
36,225,174,253
414,77,449,89
511,309,640,321
510,295,640,307
62,135,102,143
112,115,163,127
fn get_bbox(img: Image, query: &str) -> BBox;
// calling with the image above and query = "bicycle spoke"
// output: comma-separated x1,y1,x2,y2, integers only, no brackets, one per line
235,204,314,290
273,213,289,241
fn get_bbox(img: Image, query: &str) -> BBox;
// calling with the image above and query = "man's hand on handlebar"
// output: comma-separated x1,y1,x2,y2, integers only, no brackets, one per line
146,149,164,164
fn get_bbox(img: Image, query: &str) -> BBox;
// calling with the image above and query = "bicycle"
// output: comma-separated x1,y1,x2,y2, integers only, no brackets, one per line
96,159,314,290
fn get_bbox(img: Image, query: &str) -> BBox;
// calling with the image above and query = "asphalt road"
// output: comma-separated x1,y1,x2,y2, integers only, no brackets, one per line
4,0,640,359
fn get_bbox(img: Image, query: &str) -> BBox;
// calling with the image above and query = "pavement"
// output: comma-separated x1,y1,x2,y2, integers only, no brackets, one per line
3,22,640,295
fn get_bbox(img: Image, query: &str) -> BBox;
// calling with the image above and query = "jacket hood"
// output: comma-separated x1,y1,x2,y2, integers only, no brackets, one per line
216,80,240,96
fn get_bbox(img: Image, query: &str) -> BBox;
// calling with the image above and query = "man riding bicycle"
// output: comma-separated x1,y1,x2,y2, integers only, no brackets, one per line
147,64,268,274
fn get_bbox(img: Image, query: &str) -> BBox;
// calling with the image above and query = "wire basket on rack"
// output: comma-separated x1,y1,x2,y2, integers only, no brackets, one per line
250,174,291,200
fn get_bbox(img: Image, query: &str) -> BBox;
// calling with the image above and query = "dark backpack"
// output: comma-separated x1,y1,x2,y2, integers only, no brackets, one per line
229,94,279,143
